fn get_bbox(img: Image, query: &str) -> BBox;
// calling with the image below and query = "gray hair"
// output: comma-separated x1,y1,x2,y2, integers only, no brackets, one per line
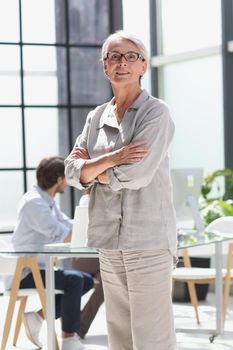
101,30,149,63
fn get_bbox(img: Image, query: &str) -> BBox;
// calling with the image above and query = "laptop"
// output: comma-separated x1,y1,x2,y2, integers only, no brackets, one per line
70,205,89,248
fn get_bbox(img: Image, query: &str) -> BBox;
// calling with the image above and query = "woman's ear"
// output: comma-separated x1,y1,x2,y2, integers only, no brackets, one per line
103,64,108,77
141,60,147,76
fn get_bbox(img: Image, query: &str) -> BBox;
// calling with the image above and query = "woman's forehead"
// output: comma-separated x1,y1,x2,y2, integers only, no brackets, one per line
107,39,139,52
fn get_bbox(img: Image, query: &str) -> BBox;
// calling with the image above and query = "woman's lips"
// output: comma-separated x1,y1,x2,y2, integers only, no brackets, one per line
116,72,129,75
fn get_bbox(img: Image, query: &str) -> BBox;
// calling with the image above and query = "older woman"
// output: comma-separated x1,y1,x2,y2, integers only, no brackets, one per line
65,31,177,350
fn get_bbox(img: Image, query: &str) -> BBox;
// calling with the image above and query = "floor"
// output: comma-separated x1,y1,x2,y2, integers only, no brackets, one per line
0,290,232,350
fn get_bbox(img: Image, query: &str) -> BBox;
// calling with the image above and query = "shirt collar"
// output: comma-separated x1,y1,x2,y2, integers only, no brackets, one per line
129,89,149,109
98,89,149,129
34,185,55,209
98,97,117,129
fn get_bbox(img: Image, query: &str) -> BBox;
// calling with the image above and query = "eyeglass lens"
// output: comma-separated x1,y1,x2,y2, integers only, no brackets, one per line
108,52,141,62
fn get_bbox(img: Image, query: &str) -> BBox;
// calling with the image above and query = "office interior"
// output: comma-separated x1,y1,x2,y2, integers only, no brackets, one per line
0,0,233,349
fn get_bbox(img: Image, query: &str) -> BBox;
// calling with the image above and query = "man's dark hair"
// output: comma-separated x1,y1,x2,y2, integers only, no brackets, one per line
36,156,65,190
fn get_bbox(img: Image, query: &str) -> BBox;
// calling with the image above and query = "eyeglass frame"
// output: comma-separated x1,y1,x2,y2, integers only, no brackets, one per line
104,51,145,63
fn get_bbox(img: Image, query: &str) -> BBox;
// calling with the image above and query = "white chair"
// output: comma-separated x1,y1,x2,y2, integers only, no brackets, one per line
0,239,62,350
172,216,233,324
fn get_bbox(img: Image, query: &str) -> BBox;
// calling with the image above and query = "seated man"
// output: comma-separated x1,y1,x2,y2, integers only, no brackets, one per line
11,156,93,350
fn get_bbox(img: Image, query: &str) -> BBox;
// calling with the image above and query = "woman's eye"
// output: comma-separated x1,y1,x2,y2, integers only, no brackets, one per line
111,54,120,60
126,53,138,61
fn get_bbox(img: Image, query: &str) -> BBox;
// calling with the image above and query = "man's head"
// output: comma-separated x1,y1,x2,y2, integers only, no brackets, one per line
36,156,67,193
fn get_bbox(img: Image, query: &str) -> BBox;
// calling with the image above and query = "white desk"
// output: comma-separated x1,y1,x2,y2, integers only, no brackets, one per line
35,235,232,348
0,233,232,349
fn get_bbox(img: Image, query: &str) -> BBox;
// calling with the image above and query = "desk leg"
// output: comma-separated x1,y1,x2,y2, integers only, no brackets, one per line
45,255,56,350
215,242,223,335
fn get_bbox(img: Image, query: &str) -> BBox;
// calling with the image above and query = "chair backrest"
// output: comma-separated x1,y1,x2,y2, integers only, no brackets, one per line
205,216,233,237
0,239,17,275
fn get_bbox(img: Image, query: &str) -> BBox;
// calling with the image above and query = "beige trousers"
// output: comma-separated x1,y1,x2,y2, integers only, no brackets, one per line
99,249,177,350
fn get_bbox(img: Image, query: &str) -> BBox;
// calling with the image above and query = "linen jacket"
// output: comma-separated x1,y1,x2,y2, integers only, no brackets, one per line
65,90,177,252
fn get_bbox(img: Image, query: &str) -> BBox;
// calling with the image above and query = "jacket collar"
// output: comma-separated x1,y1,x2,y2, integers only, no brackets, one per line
98,89,149,129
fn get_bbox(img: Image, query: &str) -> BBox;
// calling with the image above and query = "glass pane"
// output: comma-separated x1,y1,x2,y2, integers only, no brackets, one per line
69,0,110,44
164,55,224,173
58,109,69,157
60,186,72,217
161,0,222,54
23,45,59,105
122,0,151,92
0,45,21,104
23,46,57,72
54,0,66,44
24,76,58,105
26,170,36,191
70,48,111,105
56,49,68,105
25,108,59,167
0,76,21,104
0,171,24,228
0,0,19,42
0,45,20,70
0,108,23,167
123,0,150,51
71,108,92,145
21,0,56,43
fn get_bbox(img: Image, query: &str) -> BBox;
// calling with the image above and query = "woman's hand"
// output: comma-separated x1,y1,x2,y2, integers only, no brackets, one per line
97,171,109,184
77,141,149,185
107,141,149,167
70,146,90,160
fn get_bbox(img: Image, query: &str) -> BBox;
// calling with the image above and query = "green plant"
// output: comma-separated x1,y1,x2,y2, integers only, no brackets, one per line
200,169,233,225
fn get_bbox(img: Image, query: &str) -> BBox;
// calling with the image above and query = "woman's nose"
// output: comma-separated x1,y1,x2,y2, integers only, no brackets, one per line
118,56,127,65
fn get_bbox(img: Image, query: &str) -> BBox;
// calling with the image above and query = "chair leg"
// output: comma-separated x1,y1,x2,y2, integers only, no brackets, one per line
1,257,60,350
13,296,27,346
29,257,60,350
1,259,24,350
187,281,200,324
1,290,19,350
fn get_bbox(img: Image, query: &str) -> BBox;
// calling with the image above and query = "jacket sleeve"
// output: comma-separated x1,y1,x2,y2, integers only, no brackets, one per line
64,112,93,190
107,102,175,191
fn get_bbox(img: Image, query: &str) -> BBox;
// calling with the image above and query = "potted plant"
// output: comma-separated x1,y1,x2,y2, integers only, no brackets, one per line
200,168,233,225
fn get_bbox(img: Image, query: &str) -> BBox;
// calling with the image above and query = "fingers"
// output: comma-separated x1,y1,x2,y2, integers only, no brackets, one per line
114,141,149,165
126,141,149,156
71,146,89,159
127,147,149,156
125,142,149,159
125,152,148,163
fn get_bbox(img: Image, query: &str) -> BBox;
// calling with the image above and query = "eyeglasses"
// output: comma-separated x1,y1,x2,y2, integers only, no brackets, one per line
105,51,145,63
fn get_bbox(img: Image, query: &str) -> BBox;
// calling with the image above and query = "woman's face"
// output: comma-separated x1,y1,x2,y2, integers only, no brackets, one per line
103,39,147,87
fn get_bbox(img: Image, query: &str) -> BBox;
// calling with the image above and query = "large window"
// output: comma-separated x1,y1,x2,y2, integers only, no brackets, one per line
0,0,122,231
1,0,233,231
122,0,151,92
150,0,224,173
